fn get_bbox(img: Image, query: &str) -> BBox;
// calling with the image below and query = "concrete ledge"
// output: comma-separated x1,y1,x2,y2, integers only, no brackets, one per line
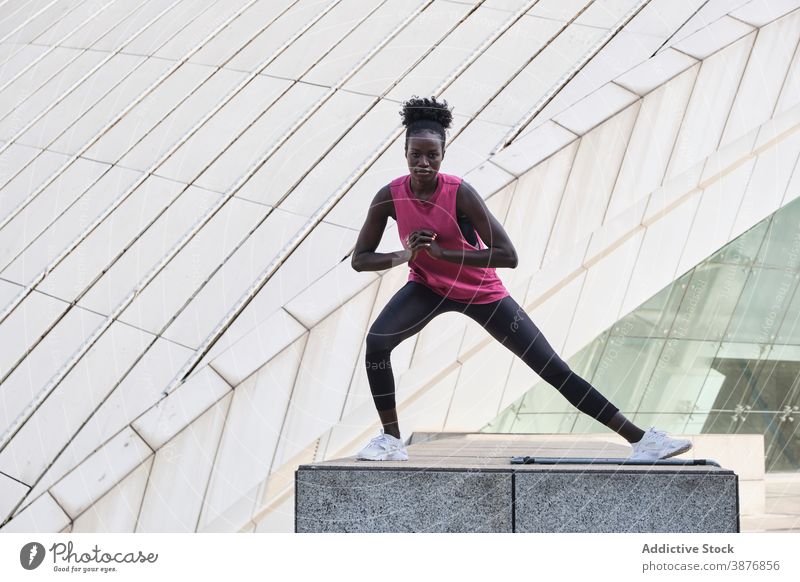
295,433,739,533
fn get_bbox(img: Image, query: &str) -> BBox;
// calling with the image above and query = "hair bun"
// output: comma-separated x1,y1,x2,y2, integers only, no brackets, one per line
400,95,453,129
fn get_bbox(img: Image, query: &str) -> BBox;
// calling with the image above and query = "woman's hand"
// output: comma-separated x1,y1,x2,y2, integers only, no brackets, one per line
404,229,437,261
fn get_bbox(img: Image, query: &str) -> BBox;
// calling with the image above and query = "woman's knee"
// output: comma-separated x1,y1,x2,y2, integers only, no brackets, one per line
365,328,397,355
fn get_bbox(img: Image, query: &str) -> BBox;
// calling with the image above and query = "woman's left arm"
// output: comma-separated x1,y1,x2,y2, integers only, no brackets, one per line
425,180,518,268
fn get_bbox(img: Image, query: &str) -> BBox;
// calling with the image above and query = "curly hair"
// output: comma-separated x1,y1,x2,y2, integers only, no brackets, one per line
399,95,453,152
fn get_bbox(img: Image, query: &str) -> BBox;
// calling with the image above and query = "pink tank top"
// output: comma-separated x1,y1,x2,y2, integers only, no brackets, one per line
389,172,509,304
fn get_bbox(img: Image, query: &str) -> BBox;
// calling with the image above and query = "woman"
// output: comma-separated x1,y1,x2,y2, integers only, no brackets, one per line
350,96,691,462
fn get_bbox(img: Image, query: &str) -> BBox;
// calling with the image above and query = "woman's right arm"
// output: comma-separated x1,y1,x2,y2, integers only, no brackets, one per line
351,186,414,272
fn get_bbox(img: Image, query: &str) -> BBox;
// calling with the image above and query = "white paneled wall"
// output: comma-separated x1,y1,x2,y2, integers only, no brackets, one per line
3,0,800,534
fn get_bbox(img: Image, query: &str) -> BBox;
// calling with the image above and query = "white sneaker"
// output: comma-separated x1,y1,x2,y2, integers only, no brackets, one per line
355,429,408,461
630,427,692,461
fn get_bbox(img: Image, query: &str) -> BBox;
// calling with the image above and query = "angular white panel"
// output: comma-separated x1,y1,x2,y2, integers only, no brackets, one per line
607,65,698,221
563,229,644,355
75,184,222,316
0,321,152,485
585,196,648,266
0,493,69,533
348,0,475,97
17,53,147,150
756,101,800,152
443,15,571,118
463,161,515,199
0,299,105,437
400,366,460,434
133,365,232,450
285,260,378,329
553,83,640,135
98,0,213,54
224,0,338,72
36,175,187,303
233,86,368,207
48,56,176,155
0,471,29,524
161,217,352,350
501,143,576,280
119,197,270,335
118,68,248,173
263,0,377,80
1,165,143,284
279,97,399,217
672,15,754,59
386,3,516,101
677,159,756,277
445,339,514,429
253,495,293,533
443,116,516,178
137,394,230,533
72,457,153,533
0,157,110,272
303,0,426,87
644,160,703,223
719,10,800,146
492,120,578,177
730,0,800,27
32,338,194,499
155,74,291,185
775,36,800,114
545,103,639,260
0,148,69,225
665,33,755,179
621,190,701,316
701,125,758,184
44,0,140,48
201,337,305,531
211,308,307,387
0,44,49,84
188,1,296,68
84,62,217,164
615,48,698,96
85,0,188,52
0,141,41,191
150,0,254,61
0,46,85,119
271,281,378,467
26,0,116,46
731,130,800,237
0,50,108,140
50,428,153,519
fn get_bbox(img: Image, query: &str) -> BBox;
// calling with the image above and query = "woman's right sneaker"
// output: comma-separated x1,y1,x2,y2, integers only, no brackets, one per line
355,429,408,461
630,426,692,461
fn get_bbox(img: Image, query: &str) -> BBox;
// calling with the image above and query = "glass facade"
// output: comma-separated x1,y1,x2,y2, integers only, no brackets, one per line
483,197,800,473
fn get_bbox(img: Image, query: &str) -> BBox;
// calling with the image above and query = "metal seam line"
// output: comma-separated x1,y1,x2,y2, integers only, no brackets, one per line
649,0,711,58
490,0,656,155
0,0,119,96
163,0,542,394
0,0,350,450
0,0,286,325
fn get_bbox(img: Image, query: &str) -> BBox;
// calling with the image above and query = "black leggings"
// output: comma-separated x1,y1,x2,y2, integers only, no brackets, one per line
364,281,619,424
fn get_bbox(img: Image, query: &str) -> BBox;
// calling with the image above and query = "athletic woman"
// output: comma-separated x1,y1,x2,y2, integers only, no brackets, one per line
350,96,691,462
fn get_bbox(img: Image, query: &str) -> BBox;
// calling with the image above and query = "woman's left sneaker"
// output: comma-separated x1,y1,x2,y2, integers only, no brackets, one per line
355,429,408,461
629,427,692,461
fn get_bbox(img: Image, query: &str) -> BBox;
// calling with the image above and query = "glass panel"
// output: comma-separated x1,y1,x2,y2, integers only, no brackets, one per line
764,412,800,472
481,405,518,433
708,221,768,265
637,339,721,415
670,263,748,341
776,278,800,344
613,270,692,339
756,196,800,269
631,412,687,433
588,336,665,412
725,267,799,343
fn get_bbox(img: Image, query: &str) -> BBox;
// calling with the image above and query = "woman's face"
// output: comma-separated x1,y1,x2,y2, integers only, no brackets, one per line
405,131,444,179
